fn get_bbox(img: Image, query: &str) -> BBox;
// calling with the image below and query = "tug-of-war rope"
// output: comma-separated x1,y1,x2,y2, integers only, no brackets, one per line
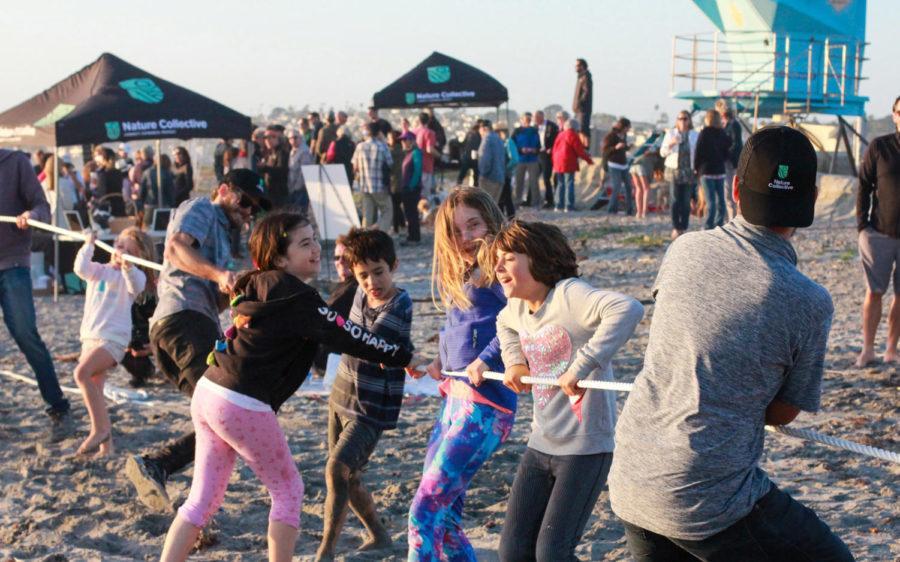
0,216,165,271
2,216,897,465
442,371,900,465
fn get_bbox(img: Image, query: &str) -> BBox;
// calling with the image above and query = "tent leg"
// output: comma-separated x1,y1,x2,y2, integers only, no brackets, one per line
53,150,60,303
155,139,163,208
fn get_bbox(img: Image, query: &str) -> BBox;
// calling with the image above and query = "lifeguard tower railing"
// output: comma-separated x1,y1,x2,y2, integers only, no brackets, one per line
671,30,867,118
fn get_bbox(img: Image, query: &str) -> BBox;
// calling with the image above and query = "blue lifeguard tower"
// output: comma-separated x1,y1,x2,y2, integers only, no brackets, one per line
671,0,869,171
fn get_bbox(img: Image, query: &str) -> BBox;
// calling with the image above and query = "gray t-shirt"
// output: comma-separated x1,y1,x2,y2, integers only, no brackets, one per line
150,197,234,331
608,217,833,540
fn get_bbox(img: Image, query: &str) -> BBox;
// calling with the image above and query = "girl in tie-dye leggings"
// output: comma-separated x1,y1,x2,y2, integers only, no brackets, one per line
408,187,518,561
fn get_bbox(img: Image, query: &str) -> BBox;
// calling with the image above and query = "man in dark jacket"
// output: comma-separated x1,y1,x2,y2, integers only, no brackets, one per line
535,110,560,208
573,58,593,147
0,149,71,441
457,120,483,186
258,126,291,208
855,95,900,367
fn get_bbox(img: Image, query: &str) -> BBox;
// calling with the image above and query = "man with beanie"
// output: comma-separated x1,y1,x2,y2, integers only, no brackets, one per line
855,95,900,367
608,127,852,561
126,169,270,511
0,149,71,440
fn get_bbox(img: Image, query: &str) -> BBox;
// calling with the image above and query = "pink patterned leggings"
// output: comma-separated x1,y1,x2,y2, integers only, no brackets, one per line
178,384,304,528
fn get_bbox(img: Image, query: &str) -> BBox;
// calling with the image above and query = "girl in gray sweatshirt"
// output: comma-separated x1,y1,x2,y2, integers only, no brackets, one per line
490,220,644,562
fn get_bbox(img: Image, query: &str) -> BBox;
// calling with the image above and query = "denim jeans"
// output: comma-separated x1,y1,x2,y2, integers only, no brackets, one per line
499,447,612,562
555,172,575,210
701,176,726,230
607,167,634,214
0,267,69,414
670,182,694,232
621,484,854,562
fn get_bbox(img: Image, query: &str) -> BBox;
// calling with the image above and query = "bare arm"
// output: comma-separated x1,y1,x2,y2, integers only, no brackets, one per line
165,231,234,293
765,399,801,426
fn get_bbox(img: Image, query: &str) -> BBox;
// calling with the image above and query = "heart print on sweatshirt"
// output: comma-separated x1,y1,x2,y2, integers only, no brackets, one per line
519,323,583,422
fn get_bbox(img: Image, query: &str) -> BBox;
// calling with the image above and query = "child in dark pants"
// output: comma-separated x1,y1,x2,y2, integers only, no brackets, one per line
492,220,643,562
316,228,413,561
122,292,158,387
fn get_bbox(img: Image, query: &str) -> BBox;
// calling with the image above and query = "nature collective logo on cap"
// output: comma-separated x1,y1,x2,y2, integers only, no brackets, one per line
119,78,164,104
105,121,121,140
777,165,789,179
426,65,450,84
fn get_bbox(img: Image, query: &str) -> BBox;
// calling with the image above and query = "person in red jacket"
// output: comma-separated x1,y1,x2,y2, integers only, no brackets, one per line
551,119,594,211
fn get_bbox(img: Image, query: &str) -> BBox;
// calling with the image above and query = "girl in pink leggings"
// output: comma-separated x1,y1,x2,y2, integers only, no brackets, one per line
161,212,419,562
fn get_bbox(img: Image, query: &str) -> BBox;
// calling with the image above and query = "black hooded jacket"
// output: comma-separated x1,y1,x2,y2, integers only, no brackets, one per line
203,270,412,411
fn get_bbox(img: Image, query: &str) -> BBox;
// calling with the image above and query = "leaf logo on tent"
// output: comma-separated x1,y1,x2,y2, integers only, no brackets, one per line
426,65,450,84
33,104,76,127
119,78,164,104
105,121,121,140
405,92,416,105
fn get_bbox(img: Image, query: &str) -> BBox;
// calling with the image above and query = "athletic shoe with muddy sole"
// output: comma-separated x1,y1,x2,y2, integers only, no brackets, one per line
125,455,170,511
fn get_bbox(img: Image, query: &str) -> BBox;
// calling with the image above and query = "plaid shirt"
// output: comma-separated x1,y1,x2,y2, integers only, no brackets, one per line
329,287,413,429
351,138,393,194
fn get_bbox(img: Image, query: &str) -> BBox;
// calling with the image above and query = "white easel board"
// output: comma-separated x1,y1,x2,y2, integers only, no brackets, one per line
301,164,360,241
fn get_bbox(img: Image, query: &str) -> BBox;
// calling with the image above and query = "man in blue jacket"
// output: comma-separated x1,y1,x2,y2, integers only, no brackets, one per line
512,113,542,209
477,119,506,202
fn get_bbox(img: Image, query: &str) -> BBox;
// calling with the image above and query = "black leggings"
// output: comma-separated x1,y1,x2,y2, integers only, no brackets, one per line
401,188,422,242
499,448,612,562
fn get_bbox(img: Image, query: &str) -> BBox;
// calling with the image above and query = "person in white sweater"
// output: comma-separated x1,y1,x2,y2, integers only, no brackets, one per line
73,227,155,457
491,220,644,562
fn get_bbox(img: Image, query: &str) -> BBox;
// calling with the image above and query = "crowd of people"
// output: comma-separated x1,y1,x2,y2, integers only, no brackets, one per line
1,66,897,562
32,143,195,230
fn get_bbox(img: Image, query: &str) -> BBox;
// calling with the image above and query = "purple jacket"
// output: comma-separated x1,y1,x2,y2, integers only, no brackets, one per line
0,150,50,270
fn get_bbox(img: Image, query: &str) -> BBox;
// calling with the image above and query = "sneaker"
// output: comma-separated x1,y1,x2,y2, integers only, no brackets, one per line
47,409,74,443
125,455,170,511
542,202,554,210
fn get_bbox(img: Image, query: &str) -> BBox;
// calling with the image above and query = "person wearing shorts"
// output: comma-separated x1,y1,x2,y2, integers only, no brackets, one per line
855,94,900,367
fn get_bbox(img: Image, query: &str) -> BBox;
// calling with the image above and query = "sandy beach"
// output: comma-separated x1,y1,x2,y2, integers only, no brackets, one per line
1,206,897,561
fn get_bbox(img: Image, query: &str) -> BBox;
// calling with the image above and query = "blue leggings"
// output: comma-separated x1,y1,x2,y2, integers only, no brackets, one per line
408,396,515,561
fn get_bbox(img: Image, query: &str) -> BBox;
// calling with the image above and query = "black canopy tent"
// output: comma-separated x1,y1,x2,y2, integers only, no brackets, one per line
372,51,508,111
0,52,251,299
0,52,251,147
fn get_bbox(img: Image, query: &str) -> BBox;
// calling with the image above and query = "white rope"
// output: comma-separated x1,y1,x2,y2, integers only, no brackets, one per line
0,216,164,271
0,368,156,406
443,370,900,465
442,370,635,392
766,425,900,464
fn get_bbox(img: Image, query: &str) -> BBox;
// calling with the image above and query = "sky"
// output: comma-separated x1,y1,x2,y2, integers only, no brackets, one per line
2,0,897,123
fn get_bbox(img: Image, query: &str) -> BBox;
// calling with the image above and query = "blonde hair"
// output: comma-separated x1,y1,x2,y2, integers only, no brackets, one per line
117,226,158,296
431,187,505,310
714,98,730,114
704,109,722,128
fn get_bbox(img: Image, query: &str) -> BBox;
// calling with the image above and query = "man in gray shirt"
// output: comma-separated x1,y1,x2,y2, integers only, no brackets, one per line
126,169,269,511
608,127,853,561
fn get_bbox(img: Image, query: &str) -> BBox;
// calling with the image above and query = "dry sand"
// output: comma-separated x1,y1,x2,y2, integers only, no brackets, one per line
1,207,897,561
